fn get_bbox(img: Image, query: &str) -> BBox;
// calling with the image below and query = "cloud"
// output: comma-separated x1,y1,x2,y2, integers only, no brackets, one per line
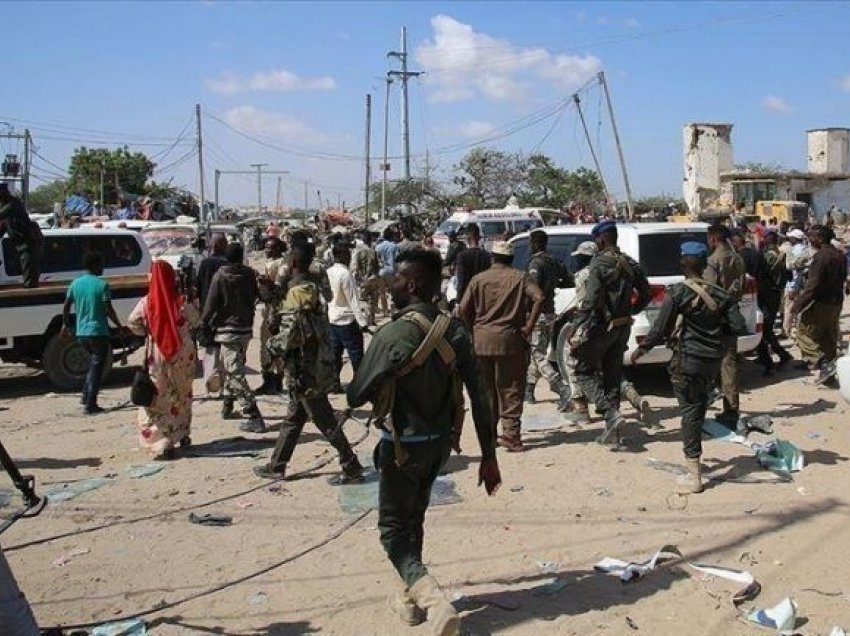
625,17,641,28
761,94,795,115
436,120,497,139
838,74,850,92
223,106,328,143
205,69,336,96
596,16,610,25
416,15,602,103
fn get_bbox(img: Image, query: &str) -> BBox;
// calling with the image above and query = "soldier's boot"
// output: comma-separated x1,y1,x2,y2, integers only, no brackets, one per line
408,575,460,636
596,409,625,449
254,372,276,395
524,383,536,404
549,379,571,412
388,586,425,626
715,409,739,430
622,382,650,424
328,455,365,485
564,397,590,426
221,397,237,420
254,463,286,480
239,406,266,434
676,457,703,494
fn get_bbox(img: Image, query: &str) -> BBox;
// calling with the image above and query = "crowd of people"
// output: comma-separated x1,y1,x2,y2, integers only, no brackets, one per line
44,208,850,635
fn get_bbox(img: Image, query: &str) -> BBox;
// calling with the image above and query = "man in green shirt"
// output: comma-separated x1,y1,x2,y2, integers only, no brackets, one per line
348,248,501,636
62,252,123,414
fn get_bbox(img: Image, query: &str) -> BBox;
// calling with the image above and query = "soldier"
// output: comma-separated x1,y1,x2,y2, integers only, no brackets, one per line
255,237,287,395
525,229,572,408
200,242,266,433
347,248,501,636
566,221,651,447
254,245,365,483
351,232,380,326
754,229,793,375
0,183,42,288
704,224,746,428
631,242,748,493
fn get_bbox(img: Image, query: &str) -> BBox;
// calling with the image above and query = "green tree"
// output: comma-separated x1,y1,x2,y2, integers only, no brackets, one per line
519,155,605,209
68,147,155,204
28,179,68,214
452,148,526,208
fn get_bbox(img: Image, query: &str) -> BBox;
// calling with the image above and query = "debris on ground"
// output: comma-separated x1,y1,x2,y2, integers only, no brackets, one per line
756,440,805,473
249,591,269,606
126,463,166,479
536,560,560,574
52,547,90,567
90,618,148,636
188,512,233,527
747,597,797,632
533,578,568,595
45,476,114,503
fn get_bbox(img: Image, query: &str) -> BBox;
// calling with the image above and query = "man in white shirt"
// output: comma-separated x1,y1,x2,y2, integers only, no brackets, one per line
327,242,369,390
781,229,811,339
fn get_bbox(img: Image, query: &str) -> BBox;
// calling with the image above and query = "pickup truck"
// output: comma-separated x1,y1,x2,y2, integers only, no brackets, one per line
0,228,151,389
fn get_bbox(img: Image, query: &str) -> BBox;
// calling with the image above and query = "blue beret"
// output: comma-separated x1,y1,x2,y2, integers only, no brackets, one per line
591,220,617,237
681,241,709,257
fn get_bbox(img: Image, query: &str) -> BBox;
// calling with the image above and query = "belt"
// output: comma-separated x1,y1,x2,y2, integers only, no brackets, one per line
380,430,444,444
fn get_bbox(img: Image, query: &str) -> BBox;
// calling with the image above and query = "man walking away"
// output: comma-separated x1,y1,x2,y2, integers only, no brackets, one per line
351,232,380,326
62,252,124,414
704,223,745,428
755,229,793,374
793,225,848,384
196,233,229,395
632,242,748,493
459,241,544,452
256,237,287,395
454,224,491,304
376,228,400,315
254,245,365,483
327,242,369,388
780,228,809,339
525,229,572,409
201,242,265,433
567,221,651,448
348,248,501,635
0,183,42,288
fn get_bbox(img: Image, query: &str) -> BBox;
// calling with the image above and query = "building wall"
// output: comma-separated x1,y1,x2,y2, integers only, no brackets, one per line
683,124,734,212
807,129,850,175
811,180,850,220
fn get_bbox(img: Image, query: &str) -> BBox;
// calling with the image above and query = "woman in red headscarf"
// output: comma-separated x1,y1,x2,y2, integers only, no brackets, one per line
127,260,199,459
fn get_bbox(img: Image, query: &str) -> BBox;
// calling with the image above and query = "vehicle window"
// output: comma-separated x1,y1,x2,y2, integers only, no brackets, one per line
513,218,542,233
480,221,507,237
639,231,707,276
512,238,530,271
549,235,590,275
2,236,143,276
438,220,461,234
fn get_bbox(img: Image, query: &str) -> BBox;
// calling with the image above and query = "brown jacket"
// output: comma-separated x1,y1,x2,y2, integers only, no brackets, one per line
793,245,847,312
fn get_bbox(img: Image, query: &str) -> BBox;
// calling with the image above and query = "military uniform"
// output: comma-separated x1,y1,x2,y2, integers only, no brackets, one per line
704,240,745,424
526,249,569,401
755,241,791,370
0,192,42,288
259,255,286,384
570,230,651,443
351,244,380,325
347,302,496,621
258,274,364,480
635,243,748,493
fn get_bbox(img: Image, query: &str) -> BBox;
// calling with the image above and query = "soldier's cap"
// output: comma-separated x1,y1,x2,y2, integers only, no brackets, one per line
572,241,598,257
491,240,513,256
681,241,709,258
590,220,617,238
787,229,806,241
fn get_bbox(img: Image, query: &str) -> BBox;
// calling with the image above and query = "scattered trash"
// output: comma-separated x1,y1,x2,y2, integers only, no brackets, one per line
509,485,524,493
534,578,568,596
91,619,148,636
52,547,90,567
0,488,15,508
797,487,808,496
338,472,461,515
265,484,289,496
236,499,256,509
806,432,823,440
741,414,774,435
747,597,797,632
687,562,761,606
626,616,639,631
536,561,561,574
830,627,846,636
249,591,268,606
739,551,758,566
126,463,165,479
756,440,805,473
45,392,57,398
188,512,233,527
646,458,688,476
45,476,114,503
595,486,613,497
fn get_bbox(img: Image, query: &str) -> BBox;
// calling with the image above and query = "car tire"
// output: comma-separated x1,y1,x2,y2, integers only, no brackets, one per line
42,333,114,391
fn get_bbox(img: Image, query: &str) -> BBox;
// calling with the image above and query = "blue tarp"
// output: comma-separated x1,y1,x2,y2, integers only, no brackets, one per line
64,194,94,216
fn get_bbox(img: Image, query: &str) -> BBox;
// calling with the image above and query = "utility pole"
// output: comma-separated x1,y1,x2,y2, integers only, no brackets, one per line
598,72,634,220
214,169,220,219
276,176,282,213
195,104,207,222
250,163,267,215
573,94,613,211
0,128,31,207
99,165,105,212
388,26,421,216
381,76,393,220
303,180,308,210
21,129,30,209
364,93,372,226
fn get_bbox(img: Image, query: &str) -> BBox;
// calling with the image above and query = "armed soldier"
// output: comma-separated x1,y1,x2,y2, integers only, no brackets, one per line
253,245,365,484
525,229,572,409
631,242,748,493
0,183,42,288
704,224,746,428
348,248,501,636
566,221,651,447
255,237,287,395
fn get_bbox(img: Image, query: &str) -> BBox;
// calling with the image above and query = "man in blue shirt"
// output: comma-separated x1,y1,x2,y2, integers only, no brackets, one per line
62,252,124,414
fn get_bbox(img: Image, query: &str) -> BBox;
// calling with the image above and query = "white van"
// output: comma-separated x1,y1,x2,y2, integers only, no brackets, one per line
0,229,152,389
508,222,762,371
433,203,553,258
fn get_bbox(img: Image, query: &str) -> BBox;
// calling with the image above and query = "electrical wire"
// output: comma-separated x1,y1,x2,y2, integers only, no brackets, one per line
149,115,196,163
0,115,190,142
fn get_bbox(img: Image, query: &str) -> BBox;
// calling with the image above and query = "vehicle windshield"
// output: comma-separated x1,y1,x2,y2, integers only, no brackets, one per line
638,231,708,277
437,220,462,235
142,230,195,253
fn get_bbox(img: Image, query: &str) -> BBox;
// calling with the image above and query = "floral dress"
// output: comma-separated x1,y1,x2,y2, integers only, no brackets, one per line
128,297,199,454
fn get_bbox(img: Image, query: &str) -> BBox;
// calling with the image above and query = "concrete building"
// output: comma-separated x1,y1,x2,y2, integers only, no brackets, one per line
683,123,850,219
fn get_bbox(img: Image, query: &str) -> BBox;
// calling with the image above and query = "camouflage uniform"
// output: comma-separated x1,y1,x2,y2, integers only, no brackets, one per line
263,274,363,477
260,256,286,373
218,333,259,414
525,250,568,395
351,244,380,326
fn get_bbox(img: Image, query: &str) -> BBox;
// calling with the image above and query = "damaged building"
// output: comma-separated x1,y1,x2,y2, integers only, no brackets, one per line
682,124,850,220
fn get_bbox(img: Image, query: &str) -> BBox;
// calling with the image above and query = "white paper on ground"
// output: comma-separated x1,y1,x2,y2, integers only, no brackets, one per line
747,597,797,633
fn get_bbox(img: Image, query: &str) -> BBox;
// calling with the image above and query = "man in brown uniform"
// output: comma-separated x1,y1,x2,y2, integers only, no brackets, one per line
704,224,745,427
458,241,544,452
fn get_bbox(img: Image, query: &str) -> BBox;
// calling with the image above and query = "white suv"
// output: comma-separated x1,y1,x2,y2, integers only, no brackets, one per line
508,222,762,375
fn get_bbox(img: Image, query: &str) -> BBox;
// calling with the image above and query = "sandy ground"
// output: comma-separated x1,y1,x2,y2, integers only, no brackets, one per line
2,299,850,635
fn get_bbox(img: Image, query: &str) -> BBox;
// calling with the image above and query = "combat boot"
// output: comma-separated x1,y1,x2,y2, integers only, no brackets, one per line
564,397,590,425
388,586,425,626
254,372,277,395
240,407,266,434
676,457,703,494
596,409,625,449
273,373,284,393
408,574,460,636
622,382,650,424
221,396,236,419
328,456,365,485
550,379,572,412
524,383,536,404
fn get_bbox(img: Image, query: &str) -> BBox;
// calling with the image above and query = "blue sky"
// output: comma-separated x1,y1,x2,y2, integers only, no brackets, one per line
3,1,850,208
